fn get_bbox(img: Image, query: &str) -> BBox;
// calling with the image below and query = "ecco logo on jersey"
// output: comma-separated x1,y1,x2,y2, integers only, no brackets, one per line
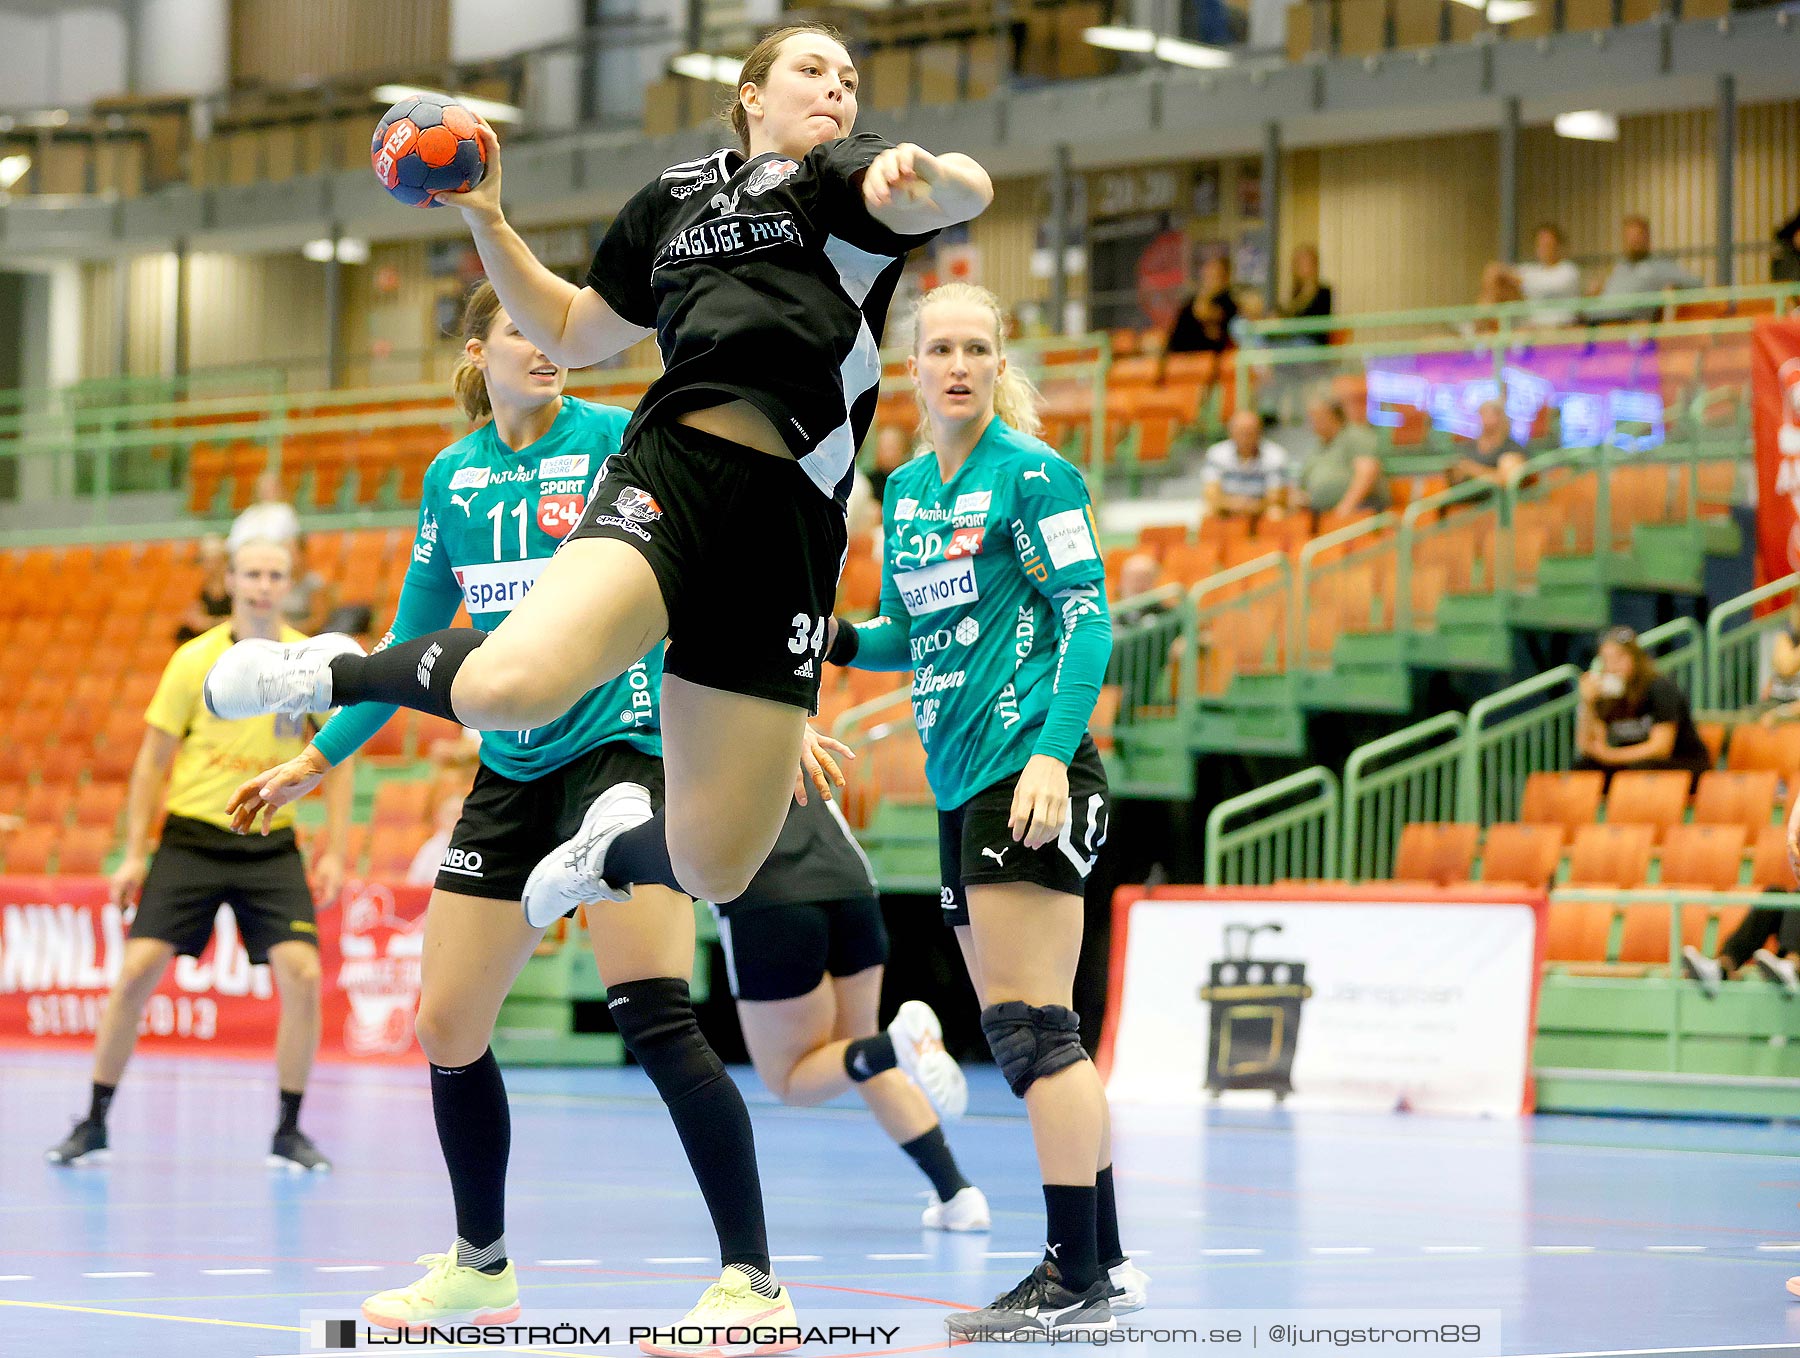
439,847,484,878
910,616,979,663
539,455,589,480
449,467,491,491
453,558,546,614
895,557,980,617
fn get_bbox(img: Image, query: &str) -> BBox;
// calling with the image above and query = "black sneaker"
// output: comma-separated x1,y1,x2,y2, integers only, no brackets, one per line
268,1129,332,1173
945,1262,1115,1340
46,1119,109,1166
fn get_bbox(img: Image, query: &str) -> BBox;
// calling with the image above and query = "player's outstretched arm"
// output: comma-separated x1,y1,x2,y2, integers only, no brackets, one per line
861,145,994,236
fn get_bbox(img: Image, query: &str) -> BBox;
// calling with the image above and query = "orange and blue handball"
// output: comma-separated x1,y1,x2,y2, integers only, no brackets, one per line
371,94,487,208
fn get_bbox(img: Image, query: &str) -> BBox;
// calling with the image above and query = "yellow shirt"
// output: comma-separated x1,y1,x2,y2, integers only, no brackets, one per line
144,623,321,832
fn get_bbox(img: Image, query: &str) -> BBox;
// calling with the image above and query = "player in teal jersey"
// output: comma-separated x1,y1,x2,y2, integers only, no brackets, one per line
225,283,777,1332
824,283,1147,1339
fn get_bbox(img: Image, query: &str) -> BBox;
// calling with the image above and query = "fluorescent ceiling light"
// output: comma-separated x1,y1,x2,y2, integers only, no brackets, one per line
1083,25,1158,53
670,52,743,84
1485,0,1537,20
0,155,30,191
1154,36,1234,68
371,85,522,124
302,237,369,263
1554,109,1618,141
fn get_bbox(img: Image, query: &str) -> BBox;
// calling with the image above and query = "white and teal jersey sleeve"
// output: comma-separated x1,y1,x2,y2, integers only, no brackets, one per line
405,397,660,779
863,417,1111,809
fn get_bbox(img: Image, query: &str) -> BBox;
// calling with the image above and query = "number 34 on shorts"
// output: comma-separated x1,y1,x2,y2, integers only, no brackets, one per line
788,614,827,657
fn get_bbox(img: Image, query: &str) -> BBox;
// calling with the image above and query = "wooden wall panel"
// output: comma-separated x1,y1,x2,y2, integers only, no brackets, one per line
231,0,449,86
967,176,1043,319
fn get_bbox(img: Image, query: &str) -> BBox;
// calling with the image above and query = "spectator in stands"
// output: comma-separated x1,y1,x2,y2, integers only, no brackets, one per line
1760,594,1800,722
175,533,231,644
1163,254,1237,361
1574,625,1712,789
1490,223,1583,327
1298,397,1386,518
1681,914,1800,1000
1450,399,1528,487
1112,552,1173,629
1772,209,1800,284
1202,410,1292,524
227,469,301,552
1593,215,1701,321
281,534,337,635
1278,244,1332,338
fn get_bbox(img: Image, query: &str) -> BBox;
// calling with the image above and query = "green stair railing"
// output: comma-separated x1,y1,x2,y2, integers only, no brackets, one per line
1204,766,1339,887
1639,615,1704,702
1706,572,1799,712
1460,664,1582,826
1341,712,1467,882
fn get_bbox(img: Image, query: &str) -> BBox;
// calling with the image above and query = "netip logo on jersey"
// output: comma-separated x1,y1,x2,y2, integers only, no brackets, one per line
612,486,663,524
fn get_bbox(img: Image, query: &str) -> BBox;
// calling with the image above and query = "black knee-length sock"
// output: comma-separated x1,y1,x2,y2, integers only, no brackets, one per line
1042,1184,1100,1293
1095,1163,1125,1269
430,1049,510,1270
328,630,487,722
601,814,681,892
899,1125,971,1202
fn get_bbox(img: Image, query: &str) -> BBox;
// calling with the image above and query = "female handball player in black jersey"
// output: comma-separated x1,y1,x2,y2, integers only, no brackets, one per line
826,283,1146,1340
207,21,993,1349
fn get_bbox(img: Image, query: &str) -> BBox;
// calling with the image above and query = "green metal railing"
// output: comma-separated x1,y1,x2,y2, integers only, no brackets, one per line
1188,552,1293,703
1204,767,1339,887
1340,713,1467,882
1460,665,1583,827
1394,479,1507,636
1705,572,1800,711
1100,585,1194,797
1293,511,1397,673
1639,616,1704,701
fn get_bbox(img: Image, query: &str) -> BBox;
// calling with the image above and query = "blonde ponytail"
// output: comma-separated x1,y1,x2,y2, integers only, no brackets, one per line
908,282,1043,439
449,281,504,424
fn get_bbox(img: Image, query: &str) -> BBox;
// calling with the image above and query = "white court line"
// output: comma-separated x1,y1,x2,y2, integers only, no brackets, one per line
1645,1245,1707,1253
1201,1248,1262,1256
984,1251,1041,1259
1122,1249,1153,1258
81,1271,153,1278
1532,1245,1596,1254
1311,1247,1373,1255
201,1268,271,1276
536,1258,601,1266
771,1255,823,1262
1756,1243,1800,1251
0,1275,33,1281
315,1265,383,1273
867,1253,929,1260
646,1256,709,1264
1422,1246,1483,1254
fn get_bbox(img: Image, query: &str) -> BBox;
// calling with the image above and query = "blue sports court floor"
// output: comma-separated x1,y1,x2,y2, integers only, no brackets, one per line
3,1048,1800,1356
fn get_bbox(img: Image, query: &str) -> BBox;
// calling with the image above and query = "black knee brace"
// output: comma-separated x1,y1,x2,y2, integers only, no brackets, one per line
606,977,725,1105
980,1001,1086,1098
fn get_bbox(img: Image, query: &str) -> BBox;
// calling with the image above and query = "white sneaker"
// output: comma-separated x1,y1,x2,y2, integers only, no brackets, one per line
203,633,364,720
888,999,967,1121
1681,945,1723,999
521,782,654,928
922,1184,990,1232
1752,948,1800,998
1107,1257,1150,1314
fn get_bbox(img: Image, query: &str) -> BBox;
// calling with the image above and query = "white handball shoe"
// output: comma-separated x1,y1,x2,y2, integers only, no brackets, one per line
521,782,655,928
889,999,968,1121
1107,1257,1150,1314
203,632,364,720
922,1184,991,1232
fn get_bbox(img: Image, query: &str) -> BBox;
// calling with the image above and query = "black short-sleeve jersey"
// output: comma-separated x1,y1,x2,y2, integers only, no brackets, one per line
586,132,937,505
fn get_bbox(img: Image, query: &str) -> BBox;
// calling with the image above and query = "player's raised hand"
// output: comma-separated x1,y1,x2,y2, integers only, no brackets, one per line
440,118,504,222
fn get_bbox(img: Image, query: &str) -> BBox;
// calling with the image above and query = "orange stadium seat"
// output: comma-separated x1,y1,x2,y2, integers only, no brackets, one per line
1726,723,1800,776
57,826,111,875
1695,721,1726,768
1543,900,1613,964
1392,822,1480,886
72,782,127,830
1659,823,1747,891
367,824,423,878
89,741,140,783
3,825,57,874
1603,770,1691,843
1568,823,1656,889
1478,822,1564,889
1691,770,1778,837
371,779,433,827
22,783,74,827
1519,770,1604,844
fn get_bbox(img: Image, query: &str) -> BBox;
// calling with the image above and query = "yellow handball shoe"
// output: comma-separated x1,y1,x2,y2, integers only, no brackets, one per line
360,1248,521,1331
637,1265,800,1357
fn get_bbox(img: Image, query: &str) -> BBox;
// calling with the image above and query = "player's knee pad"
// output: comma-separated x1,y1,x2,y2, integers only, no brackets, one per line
980,1001,1086,1098
606,976,725,1105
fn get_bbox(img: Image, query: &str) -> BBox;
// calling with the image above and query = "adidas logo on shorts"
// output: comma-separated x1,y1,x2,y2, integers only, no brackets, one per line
793,657,816,679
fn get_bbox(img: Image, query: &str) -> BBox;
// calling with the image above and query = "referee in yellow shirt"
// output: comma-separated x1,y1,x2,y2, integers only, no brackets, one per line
46,538,354,1171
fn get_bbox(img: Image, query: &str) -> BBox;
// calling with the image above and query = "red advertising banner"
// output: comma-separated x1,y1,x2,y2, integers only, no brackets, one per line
1751,318,1800,585
0,876,428,1063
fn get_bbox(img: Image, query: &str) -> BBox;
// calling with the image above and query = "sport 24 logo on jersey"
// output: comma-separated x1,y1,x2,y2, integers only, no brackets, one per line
537,494,584,537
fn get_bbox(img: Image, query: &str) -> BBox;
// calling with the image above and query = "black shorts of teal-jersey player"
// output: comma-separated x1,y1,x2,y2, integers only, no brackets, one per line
312,395,669,897
837,416,1113,925
563,133,939,712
